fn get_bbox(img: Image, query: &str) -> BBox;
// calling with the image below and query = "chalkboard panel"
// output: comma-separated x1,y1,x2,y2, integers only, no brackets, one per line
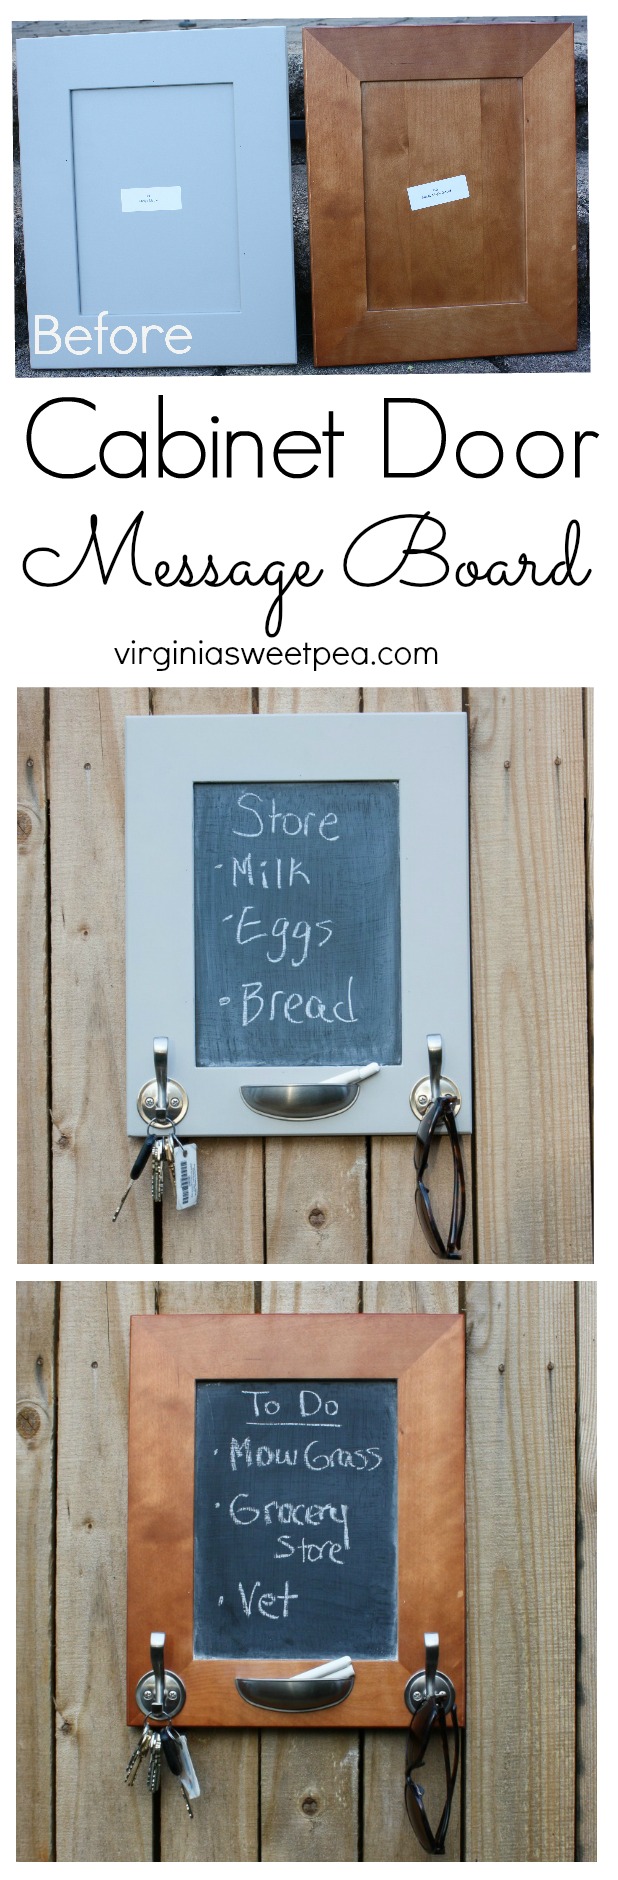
194,1378,398,1660
193,781,402,1067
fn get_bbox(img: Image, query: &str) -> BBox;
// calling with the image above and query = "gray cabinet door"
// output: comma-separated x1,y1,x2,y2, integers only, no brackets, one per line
125,713,472,1138
17,27,296,367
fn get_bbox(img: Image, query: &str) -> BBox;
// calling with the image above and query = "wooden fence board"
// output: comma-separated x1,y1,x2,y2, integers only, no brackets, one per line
156,1280,259,1862
49,691,153,1264
18,689,49,1263
363,1729,457,1864
264,1137,368,1265
371,1135,473,1264
362,1278,458,1314
259,1275,361,1860
362,1277,461,1861
364,689,473,1262
153,689,264,1266
468,690,592,1261
260,1731,360,1862
260,688,361,716
155,1280,256,1314
261,689,368,1265
55,1281,154,1860
261,1277,359,1314
584,688,593,1145
16,1282,56,1860
464,1281,577,1860
576,1282,596,1860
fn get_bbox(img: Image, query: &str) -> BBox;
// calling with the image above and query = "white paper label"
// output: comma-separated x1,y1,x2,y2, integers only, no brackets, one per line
174,1143,198,1210
172,1734,201,1800
407,174,469,212
121,186,182,214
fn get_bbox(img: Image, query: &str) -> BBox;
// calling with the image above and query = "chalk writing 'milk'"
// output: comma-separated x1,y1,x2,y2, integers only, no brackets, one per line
193,780,402,1066
194,1379,399,1659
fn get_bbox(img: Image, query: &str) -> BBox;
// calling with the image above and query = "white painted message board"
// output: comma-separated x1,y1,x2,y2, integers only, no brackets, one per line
16,27,296,368
125,715,472,1137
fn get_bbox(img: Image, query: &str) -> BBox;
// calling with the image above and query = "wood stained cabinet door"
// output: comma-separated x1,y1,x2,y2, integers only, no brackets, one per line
304,23,577,367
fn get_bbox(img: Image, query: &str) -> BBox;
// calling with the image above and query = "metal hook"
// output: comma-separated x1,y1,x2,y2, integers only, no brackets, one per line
136,1038,189,1131
153,1039,169,1120
410,1035,462,1122
151,1630,166,1711
427,1037,442,1105
424,1631,439,1701
404,1633,456,1715
135,1631,187,1722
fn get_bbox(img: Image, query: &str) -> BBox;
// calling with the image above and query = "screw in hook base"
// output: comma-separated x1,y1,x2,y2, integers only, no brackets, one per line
410,1035,462,1122
136,1037,189,1131
135,1631,187,1723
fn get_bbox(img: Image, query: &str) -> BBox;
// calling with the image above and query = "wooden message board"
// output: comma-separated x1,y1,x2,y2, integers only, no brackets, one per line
125,713,472,1136
193,780,402,1068
127,1314,466,1728
304,22,577,365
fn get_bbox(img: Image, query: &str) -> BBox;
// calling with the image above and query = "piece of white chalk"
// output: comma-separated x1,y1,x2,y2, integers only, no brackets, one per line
323,1063,380,1087
290,1656,353,1682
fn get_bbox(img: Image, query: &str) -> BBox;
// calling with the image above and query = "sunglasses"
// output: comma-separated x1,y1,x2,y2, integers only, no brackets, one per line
414,1095,466,1260
405,1691,460,1856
